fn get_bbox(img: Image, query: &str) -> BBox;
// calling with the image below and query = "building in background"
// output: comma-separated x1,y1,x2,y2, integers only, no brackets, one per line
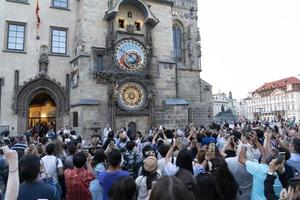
244,77,300,122
0,0,213,136
213,91,240,122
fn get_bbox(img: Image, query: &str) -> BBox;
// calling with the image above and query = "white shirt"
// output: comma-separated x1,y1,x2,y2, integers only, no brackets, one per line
164,158,178,176
157,158,167,176
41,155,63,184
102,127,111,143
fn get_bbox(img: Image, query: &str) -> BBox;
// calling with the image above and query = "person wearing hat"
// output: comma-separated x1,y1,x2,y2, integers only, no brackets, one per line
135,156,161,200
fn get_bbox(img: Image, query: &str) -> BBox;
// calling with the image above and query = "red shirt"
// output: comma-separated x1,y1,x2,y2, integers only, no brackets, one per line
64,168,94,200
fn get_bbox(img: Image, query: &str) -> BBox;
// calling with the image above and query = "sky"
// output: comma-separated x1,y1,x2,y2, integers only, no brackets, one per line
197,0,300,100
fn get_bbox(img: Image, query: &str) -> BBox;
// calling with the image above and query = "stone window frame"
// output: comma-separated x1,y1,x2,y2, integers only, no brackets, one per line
172,20,185,63
92,47,106,72
3,21,27,53
51,0,69,10
50,26,68,56
6,0,29,5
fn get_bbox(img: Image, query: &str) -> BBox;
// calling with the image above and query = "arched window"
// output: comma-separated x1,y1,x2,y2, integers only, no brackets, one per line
173,23,183,61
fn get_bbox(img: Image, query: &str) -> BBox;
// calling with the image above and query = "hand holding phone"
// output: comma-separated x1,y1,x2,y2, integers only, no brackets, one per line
275,152,286,165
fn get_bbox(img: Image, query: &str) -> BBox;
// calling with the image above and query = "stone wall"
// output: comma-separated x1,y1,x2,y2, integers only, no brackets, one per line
154,104,189,129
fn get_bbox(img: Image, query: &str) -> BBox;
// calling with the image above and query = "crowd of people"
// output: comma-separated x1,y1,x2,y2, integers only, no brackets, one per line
0,120,300,200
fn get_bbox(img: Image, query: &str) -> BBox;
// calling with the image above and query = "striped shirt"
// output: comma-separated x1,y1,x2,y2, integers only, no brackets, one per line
11,142,27,151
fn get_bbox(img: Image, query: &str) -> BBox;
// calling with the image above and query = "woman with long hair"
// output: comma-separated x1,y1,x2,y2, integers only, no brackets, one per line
149,176,195,200
195,173,224,200
90,149,106,200
165,141,193,175
210,157,238,200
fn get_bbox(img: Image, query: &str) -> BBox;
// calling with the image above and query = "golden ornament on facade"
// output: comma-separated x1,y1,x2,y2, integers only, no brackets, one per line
119,83,145,109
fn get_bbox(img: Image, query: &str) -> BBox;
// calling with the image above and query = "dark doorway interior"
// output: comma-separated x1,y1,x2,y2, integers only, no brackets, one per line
128,122,137,139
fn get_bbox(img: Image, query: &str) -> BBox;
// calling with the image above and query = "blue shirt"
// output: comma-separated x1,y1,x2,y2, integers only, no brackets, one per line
246,161,282,200
18,181,59,200
286,153,300,173
99,170,129,200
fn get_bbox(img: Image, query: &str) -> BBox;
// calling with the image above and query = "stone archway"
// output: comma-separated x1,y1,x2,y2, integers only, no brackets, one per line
14,76,69,133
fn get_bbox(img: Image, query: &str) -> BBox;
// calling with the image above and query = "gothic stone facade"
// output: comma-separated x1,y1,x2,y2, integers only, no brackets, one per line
0,0,213,136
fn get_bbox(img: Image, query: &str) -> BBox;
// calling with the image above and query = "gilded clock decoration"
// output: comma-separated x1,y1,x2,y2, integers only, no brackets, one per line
115,39,147,72
117,82,146,110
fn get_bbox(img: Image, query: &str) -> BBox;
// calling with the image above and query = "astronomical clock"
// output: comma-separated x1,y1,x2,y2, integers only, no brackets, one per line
117,82,147,111
114,39,149,111
114,39,147,72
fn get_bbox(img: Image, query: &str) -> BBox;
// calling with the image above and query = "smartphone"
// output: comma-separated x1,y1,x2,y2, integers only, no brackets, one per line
208,143,215,153
275,152,286,165
110,140,114,145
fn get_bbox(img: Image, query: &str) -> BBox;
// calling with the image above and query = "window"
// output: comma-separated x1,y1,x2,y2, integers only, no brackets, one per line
118,19,125,28
95,55,103,71
173,23,183,61
73,112,78,127
52,0,68,8
51,27,67,54
7,23,25,51
135,22,141,31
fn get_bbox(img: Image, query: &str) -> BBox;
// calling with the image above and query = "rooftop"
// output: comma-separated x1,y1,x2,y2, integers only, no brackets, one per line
255,76,300,92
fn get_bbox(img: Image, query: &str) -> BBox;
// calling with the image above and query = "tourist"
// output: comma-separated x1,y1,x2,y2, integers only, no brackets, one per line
210,157,239,200
102,124,112,144
64,152,94,200
165,142,193,175
1,146,19,200
64,143,77,169
225,143,254,200
89,149,106,200
18,154,59,200
287,137,300,173
239,146,283,199
149,176,195,200
122,141,139,179
99,149,129,200
135,156,160,200
109,176,136,200
11,134,27,159
175,169,198,199
41,143,64,197
195,173,224,200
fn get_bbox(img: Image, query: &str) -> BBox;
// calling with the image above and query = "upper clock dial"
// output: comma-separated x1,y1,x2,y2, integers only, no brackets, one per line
115,39,147,72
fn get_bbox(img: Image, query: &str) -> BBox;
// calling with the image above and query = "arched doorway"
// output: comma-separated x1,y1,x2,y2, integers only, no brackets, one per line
14,77,69,132
28,92,56,129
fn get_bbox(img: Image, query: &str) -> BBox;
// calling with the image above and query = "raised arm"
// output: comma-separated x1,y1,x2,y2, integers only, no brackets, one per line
165,142,176,163
238,146,247,166
3,146,19,200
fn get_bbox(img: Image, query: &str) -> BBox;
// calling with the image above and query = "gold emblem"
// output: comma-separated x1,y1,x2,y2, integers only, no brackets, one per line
119,83,145,109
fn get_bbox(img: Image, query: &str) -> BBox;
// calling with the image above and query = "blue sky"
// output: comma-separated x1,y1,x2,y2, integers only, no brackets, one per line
198,0,300,100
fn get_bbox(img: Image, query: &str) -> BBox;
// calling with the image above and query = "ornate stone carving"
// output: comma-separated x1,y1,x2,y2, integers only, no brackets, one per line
197,42,201,58
71,70,79,88
39,45,49,76
126,24,135,33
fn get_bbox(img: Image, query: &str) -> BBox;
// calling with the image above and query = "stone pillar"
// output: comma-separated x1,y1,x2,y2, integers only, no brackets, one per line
0,78,4,121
